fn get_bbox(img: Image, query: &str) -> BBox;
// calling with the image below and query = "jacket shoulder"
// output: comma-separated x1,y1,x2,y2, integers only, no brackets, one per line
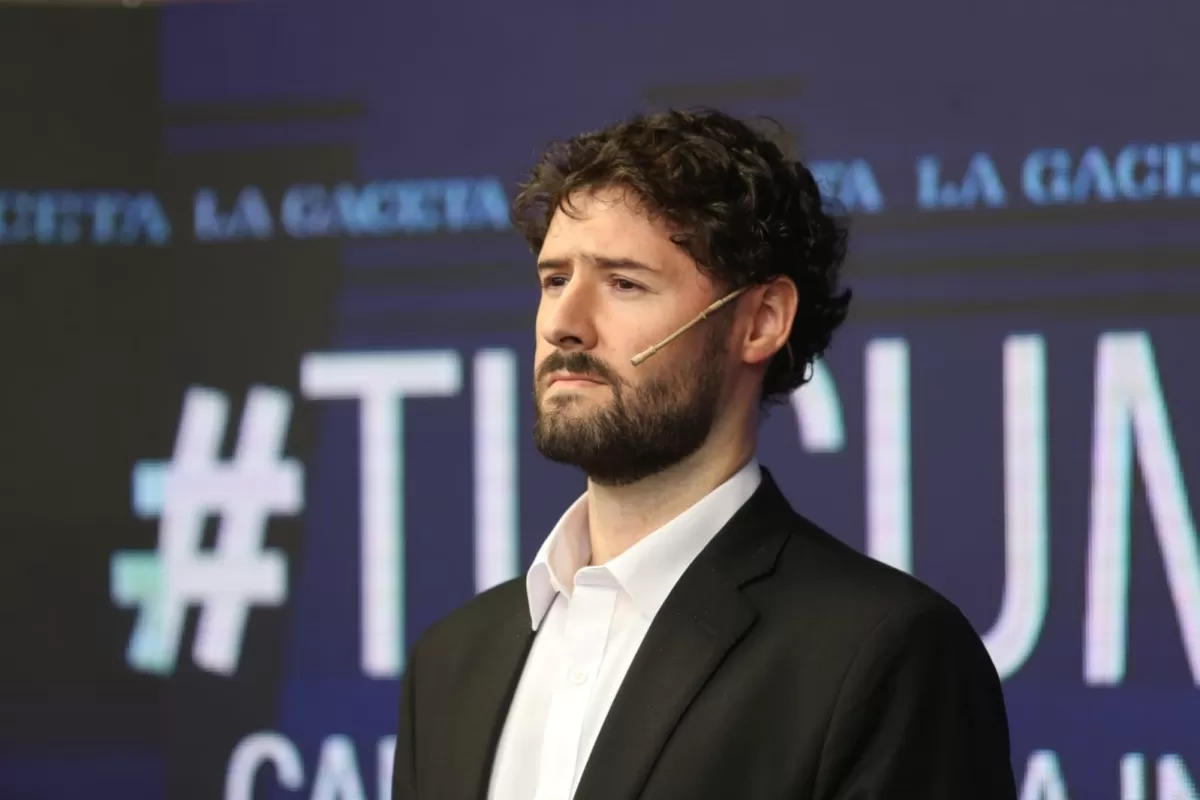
765,511,985,648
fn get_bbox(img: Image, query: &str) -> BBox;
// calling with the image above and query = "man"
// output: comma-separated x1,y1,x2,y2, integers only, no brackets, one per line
393,108,1017,799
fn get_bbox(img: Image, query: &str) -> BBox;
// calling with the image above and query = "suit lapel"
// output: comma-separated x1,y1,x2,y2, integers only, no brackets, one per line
437,586,536,800
573,470,794,800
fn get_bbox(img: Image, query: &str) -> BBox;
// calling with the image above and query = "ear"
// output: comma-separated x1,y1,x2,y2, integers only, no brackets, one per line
740,277,798,367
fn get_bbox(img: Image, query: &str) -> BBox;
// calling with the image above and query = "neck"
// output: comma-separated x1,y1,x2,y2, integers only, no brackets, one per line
584,414,756,565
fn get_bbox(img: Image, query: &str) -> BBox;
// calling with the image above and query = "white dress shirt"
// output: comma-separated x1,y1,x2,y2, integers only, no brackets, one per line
487,459,762,800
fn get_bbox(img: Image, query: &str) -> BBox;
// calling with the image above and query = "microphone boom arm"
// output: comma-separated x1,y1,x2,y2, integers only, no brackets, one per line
630,285,750,366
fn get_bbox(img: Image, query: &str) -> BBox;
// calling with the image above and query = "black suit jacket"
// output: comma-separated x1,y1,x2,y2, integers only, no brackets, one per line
393,469,1017,799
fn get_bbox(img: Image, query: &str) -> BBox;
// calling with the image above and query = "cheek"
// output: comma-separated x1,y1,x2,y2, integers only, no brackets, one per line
533,302,549,338
611,317,669,358
533,307,554,350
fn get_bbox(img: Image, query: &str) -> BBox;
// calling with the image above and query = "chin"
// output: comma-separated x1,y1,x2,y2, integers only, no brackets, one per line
543,398,602,418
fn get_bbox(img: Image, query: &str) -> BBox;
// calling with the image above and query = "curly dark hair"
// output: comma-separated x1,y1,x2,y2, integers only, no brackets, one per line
511,107,852,405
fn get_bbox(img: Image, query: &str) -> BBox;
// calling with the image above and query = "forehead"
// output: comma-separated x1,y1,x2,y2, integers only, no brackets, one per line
541,187,690,269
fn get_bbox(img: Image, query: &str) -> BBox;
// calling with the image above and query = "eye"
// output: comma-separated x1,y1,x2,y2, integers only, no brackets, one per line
541,275,568,290
611,277,642,292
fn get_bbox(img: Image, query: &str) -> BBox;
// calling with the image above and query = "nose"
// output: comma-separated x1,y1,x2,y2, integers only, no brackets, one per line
538,277,599,353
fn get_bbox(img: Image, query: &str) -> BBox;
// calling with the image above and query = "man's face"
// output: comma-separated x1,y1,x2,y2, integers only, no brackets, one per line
532,186,733,486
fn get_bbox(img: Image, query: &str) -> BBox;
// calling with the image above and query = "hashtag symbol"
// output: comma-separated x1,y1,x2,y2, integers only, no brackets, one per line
111,386,304,676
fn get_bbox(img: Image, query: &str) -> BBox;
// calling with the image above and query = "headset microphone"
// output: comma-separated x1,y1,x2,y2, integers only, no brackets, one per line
629,286,750,366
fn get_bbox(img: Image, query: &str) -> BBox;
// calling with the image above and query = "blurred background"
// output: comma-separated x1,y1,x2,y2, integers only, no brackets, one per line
2,0,1199,798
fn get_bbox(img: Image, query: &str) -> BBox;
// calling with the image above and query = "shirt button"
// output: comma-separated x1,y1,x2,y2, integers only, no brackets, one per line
569,667,589,685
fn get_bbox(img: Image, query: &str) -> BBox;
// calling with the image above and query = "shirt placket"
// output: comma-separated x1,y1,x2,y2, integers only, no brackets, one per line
533,581,618,800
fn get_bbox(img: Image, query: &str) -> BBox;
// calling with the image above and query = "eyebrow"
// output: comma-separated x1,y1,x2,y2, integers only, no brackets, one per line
536,254,660,273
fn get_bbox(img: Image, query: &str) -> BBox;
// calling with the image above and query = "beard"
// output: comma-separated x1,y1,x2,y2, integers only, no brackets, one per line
532,319,729,486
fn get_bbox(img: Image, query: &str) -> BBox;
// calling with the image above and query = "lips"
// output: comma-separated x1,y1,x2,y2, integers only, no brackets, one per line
549,373,605,386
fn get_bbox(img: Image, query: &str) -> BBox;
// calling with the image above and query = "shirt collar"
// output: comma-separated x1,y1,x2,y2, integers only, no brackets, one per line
525,459,762,630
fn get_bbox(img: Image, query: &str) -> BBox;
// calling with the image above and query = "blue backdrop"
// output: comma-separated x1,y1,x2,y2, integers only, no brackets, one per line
1,1,1198,798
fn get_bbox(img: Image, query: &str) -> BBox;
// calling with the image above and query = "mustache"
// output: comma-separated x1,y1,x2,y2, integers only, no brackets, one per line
536,350,622,387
